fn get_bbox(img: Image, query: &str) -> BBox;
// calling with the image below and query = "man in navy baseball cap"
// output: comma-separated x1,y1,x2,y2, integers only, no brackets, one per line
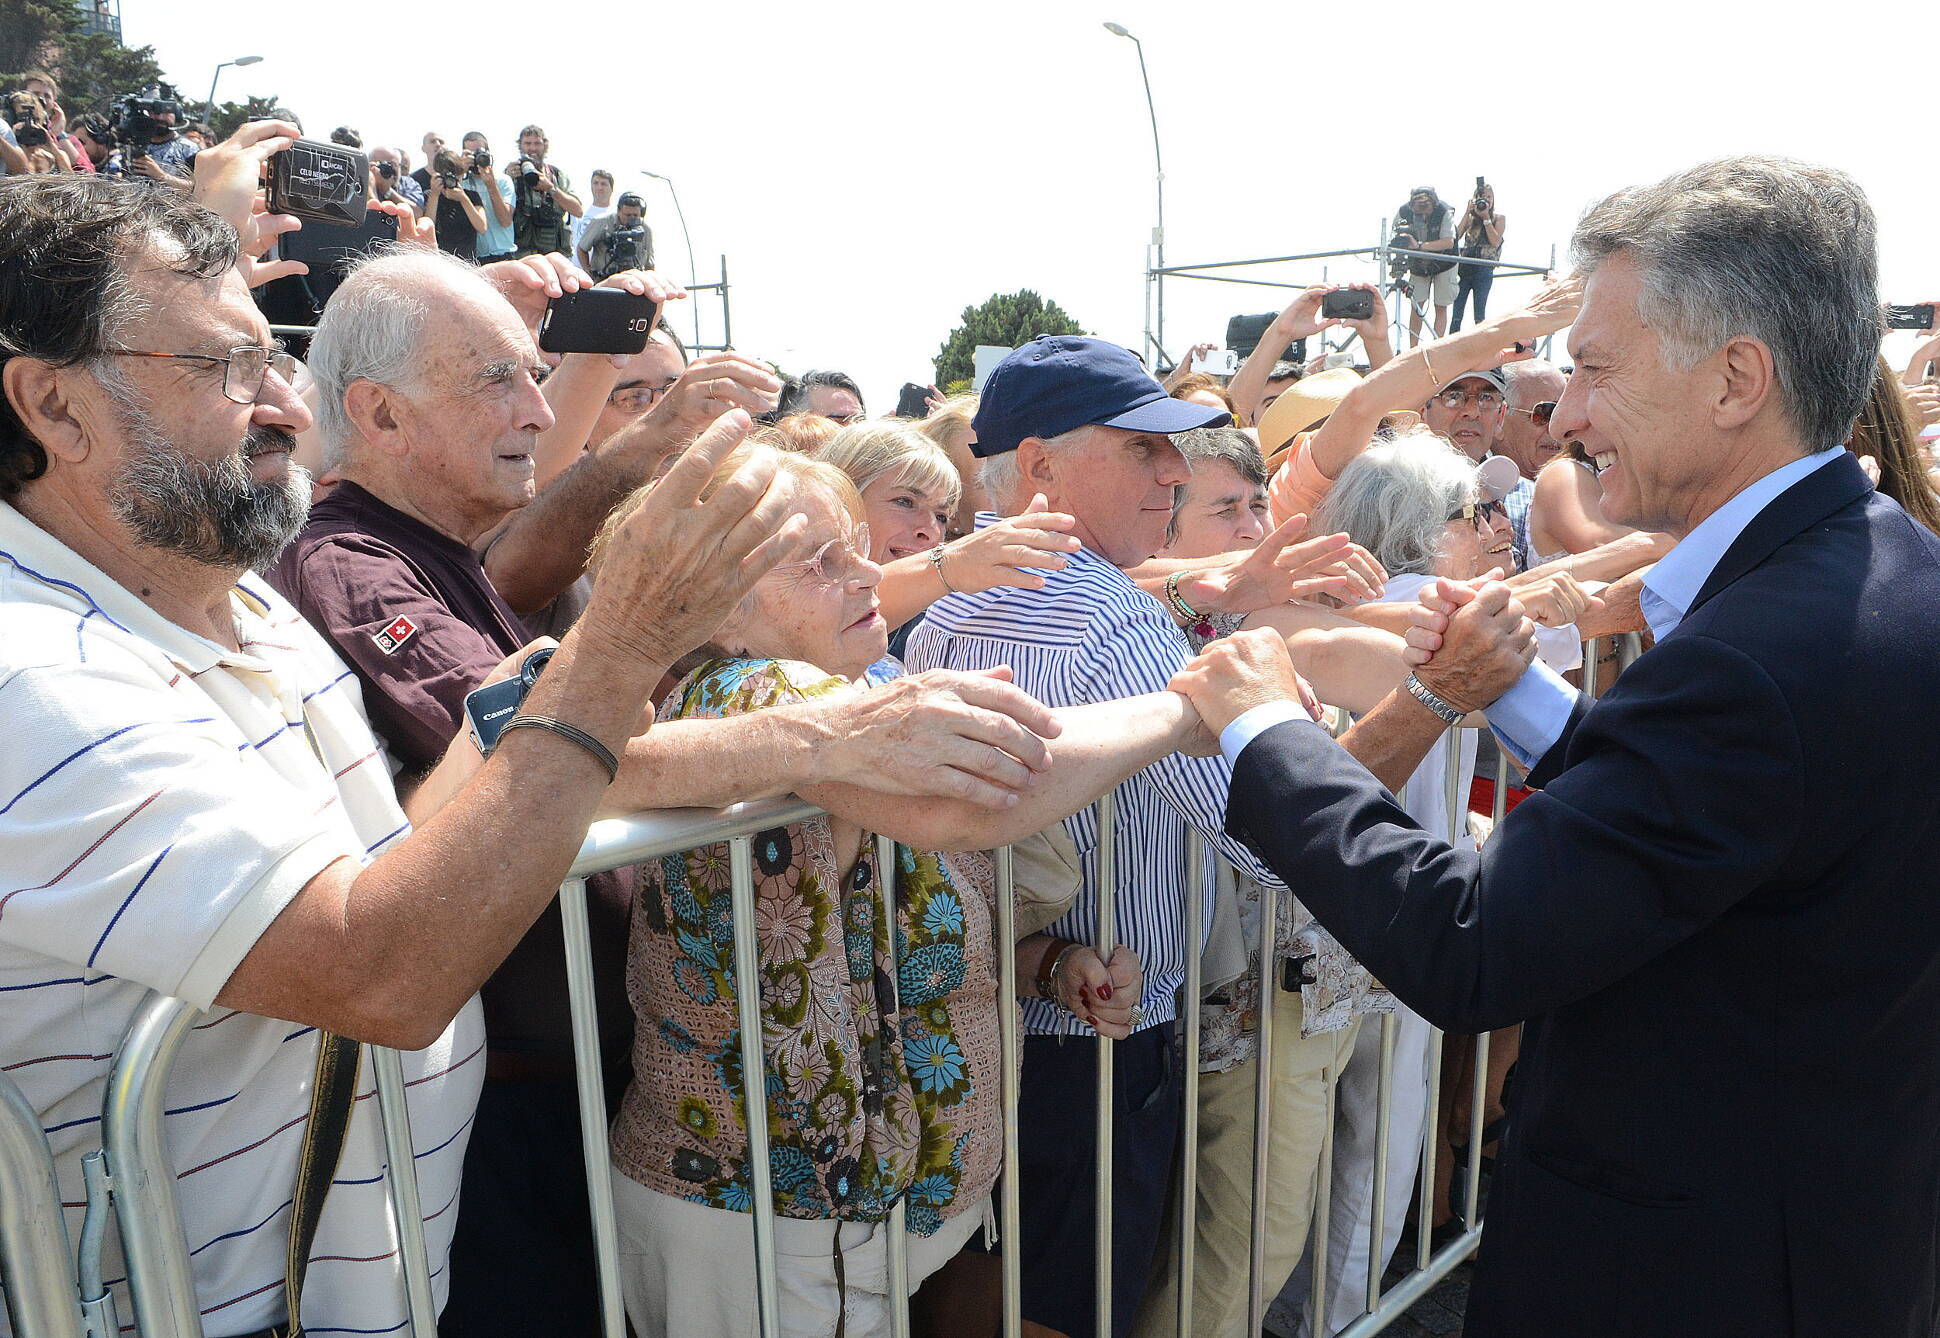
969,335,1231,565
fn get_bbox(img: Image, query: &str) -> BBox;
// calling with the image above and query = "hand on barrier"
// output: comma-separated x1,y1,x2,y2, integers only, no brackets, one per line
1406,576,1537,713
931,494,1082,594
1167,627,1323,737
805,666,1063,809
578,409,811,669
1054,944,1145,1039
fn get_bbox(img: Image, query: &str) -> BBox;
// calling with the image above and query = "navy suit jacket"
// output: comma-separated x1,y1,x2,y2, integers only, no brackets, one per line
1227,453,1940,1336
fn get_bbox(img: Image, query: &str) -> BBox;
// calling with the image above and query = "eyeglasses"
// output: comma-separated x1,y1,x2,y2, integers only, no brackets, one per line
1433,388,1504,412
608,381,678,414
102,345,296,405
1448,499,1507,529
775,525,873,586
1508,400,1557,424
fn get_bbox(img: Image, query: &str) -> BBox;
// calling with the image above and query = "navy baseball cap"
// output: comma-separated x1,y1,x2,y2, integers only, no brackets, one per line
969,336,1231,458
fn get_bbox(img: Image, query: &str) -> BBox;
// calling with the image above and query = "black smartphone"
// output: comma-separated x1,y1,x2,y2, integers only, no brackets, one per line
464,648,554,755
266,138,372,227
1322,289,1375,322
281,206,398,274
1887,303,1936,331
538,288,663,356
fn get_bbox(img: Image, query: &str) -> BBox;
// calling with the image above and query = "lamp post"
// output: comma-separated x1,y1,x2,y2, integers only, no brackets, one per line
1103,22,1165,368
640,169,702,350
204,55,263,123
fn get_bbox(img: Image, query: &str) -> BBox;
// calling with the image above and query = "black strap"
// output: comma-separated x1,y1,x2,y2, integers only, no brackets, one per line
274,1031,363,1338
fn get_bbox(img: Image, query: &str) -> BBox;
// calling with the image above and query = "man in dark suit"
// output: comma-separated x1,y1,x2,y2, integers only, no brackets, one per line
1170,156,1940,1337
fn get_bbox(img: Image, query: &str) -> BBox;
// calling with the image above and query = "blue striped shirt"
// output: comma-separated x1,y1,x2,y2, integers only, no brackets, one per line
905,523,1280,1037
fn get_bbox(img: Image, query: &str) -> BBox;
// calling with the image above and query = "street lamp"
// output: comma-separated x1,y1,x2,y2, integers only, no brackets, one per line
204,55,264,123
1103,22,1165,367
640,169,702,350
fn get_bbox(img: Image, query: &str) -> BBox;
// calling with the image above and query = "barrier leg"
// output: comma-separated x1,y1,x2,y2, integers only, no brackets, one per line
728,839,784,1338
1582,636,1602,701
1175,830,1203,1338
1093,792,1117,1338
369,1046,439,1336
0,1071,87,1338
994,846,1024,1338
1364,1013,1396,1313
1463,1031,1489,1234
559,876,627,1338
1245,876,1277,1338
877,835,912,1338
101,994,203,1338
1308,1063,1336,1326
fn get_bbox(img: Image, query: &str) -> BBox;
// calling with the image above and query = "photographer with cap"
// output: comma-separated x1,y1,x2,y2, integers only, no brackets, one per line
1393,185,1457,344
507,123,583,258
576,191,654,280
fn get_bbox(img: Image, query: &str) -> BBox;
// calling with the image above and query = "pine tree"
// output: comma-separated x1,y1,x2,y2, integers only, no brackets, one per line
933,291,1088,387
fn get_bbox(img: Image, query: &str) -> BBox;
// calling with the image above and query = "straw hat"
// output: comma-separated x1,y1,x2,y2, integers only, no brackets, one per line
1258,367,1362,460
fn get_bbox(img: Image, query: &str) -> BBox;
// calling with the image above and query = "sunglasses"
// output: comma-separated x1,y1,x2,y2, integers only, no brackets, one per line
1509,400,1557,425
1448,499,1507,529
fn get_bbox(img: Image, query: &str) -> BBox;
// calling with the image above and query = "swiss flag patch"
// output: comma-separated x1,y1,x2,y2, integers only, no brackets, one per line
370,615,420,656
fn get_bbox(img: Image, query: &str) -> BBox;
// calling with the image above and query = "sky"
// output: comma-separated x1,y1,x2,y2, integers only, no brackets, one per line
128,0,1935,410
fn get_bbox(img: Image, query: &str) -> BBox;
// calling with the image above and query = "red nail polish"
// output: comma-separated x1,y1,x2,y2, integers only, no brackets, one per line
1098,984,1113,1001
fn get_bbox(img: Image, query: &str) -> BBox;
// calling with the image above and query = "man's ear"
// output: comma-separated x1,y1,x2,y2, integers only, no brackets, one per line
3,358,94,466
1016,437,1060,493
342,379,408,459
1713,335,1776,432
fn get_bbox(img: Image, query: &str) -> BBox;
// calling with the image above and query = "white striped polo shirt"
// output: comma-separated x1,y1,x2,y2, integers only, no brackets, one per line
0,500,483,1337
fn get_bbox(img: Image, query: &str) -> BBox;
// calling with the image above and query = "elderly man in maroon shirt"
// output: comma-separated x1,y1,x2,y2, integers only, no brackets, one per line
266,247,1062,1335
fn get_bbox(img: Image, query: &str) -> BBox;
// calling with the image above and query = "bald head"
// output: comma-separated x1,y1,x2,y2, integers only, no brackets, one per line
1497,359,1569,475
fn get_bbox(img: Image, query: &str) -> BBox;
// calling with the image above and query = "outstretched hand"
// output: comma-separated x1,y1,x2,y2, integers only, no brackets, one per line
1404,575,1537,713
1198,512,1387,614
1168,628,1322,738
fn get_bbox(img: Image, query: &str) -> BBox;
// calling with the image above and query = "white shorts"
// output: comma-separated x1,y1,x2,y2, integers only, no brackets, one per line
612,1170,984,1338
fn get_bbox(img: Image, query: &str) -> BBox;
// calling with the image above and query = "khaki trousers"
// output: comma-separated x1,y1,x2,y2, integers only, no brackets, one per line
1131,986,1359,1338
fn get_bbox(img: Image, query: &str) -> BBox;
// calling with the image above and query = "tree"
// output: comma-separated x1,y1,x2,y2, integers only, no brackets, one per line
209,95,289,141
1,0,168,118
0,1,69,76
933,290,1088,388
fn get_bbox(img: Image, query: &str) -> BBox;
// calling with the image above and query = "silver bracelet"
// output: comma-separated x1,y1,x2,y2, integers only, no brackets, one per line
1404,673,1465,726
929,543,961,595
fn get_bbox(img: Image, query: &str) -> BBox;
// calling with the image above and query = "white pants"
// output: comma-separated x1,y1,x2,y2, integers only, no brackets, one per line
612,1171,982,1338
1277,1005,1435,1338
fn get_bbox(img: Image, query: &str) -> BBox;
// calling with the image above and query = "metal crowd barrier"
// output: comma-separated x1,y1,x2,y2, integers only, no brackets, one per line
5,740,1531,1336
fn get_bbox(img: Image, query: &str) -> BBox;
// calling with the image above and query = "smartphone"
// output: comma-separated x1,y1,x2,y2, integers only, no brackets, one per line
1322,289,1375,322
1190,348,1240,376
464,648,554,755
538,289,663,356
1887,303,1936,331
266,138,372,227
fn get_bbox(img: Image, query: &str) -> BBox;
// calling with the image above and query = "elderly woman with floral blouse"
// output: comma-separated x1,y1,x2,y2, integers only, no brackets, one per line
595,443,1208,1338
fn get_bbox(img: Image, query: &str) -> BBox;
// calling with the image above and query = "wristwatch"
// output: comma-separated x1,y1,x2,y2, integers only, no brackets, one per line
1405,673,1465,725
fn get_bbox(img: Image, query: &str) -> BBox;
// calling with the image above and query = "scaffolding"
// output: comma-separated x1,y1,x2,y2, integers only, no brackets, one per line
1140,219,1557,370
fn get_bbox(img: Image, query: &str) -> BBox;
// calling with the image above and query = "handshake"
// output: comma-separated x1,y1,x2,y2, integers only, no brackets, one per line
1170,577,1543,737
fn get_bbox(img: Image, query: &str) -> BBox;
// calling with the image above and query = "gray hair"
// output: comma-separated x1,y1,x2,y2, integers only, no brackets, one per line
1312,427,1478,578
1168,426,1267,544
1571,156,1881,450
308,246,497,471
1499,359,1564,407
978,424,1094,511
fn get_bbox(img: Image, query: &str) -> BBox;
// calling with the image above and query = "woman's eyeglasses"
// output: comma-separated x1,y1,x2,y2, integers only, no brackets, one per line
776,525,873,586
1448,499,1507,529
102,345,297,405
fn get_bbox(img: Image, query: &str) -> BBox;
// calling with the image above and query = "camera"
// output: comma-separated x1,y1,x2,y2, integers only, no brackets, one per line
4,91,46,128
605,223,649,273
111,86,182,161
1322,289,1375,322
375,160,397,180
265,137,373,228
469,147,490,173
437,171,459,190
1472,175,1491,214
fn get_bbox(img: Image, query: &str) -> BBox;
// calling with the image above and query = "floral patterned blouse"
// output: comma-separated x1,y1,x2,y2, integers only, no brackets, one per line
609,657,1002,1234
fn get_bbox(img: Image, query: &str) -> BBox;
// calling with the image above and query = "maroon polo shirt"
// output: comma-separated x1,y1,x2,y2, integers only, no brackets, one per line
267,481,632,1068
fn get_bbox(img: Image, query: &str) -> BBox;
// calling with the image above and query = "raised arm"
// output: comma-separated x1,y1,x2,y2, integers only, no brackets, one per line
1228,286,1338,426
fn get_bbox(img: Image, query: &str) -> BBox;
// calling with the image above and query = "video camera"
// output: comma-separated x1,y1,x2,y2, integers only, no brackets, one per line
112,85,183,161
605,224,650,274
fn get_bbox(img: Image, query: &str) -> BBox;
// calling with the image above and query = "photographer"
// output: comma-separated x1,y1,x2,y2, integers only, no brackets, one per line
369,145,424,213
576,191,654,279
122,93,198,189
427,148,488,262
460,131,518,262
507,123,583,258
1451,180,1506,331
1392,185,1456,344
4,91,63,174
73,113,121,177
